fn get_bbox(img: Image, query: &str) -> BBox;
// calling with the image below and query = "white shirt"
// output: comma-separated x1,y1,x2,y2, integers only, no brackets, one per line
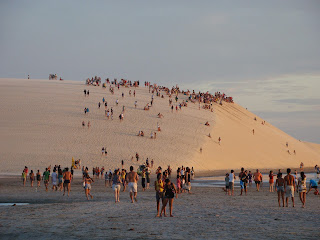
52,172,57,182
229,173,235,183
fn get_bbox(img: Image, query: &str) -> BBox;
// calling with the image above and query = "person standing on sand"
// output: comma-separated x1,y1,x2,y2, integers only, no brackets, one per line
63,167,72,197
185,167,192,193
51,169,58,191
254,169,263,191
276,173,285,207
58,168,63,191
155,173,165,217
225,173,229,195
29,170,35,187
112,169,122,203
284,168,295,207
126,166,139,203
43,168,50,191
84,174,94,200
160,179,177,217
218,137,221,145
229,170,235,195
239,168,248,195
298,172,307,208
22,171,26,186
36,170,41,187
269,171,275,192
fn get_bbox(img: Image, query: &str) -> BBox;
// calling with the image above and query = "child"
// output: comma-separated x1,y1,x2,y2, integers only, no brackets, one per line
269,170,275,192
225,173,229,195
276,173,285,207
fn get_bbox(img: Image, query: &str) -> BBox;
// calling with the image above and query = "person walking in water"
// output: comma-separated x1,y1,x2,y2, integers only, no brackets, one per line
126,166,139,203
284,168,295,207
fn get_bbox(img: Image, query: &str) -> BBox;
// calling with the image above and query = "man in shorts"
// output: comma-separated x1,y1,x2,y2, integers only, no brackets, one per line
307,179,319,195
284,168,295,207
126,166,139,203
43,168,50,192
63,167,72,197
254,169,263,191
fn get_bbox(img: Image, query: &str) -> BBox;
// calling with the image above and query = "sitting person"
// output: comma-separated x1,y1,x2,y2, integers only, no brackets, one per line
138,131,141,136
205,121,210,126
141,131,144,137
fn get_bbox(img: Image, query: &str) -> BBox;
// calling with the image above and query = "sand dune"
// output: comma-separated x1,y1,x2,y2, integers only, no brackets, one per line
0,78,319,174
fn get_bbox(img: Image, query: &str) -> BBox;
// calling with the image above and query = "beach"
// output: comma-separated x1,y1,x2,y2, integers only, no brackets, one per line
1,78,320,239
1,176,320,240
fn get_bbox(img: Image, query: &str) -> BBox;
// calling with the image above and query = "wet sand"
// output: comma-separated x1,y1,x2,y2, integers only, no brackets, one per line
1,177,319,239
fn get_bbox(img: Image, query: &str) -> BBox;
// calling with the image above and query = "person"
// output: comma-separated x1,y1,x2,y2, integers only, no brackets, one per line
141,169,146,191
298,172,307,208
300,162,304,171
229,170,235,195
63,167,72,197
22,171,26,186
269,170,275,192
121,169,127,192
155,173,165,217
307,179,319,195
126,166,139,203
146,167,151,189
82,121,85,128
58,168,63,191
218,137,221,145
239,168,248,196
254,169,263,191
43,168,50,191
276,173,285,207
225,173,229,195
51,169,58,191
284,168,295,207
112,169,122,203
84,174,94,200
36,170,41,187
29,170,35,187
248,171,253,186
184,167,192,193
108,170,113,187
160,179,177,217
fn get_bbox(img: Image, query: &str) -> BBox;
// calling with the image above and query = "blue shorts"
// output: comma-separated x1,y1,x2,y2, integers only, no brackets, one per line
240,180,244,189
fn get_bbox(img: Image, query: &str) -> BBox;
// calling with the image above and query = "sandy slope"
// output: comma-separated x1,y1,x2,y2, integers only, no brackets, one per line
0,78,319,174
197,102,320,170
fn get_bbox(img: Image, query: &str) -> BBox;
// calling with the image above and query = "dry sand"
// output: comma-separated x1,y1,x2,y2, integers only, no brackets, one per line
0,176,319,239
0,78,319,175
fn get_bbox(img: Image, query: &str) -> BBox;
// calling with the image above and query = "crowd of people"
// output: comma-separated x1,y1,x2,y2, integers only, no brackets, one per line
223,167,320,208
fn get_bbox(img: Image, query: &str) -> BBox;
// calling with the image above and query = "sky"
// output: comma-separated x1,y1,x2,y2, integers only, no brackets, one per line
1,1,320,143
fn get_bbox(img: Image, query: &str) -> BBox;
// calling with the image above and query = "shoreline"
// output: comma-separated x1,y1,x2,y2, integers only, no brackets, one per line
1,166,317,179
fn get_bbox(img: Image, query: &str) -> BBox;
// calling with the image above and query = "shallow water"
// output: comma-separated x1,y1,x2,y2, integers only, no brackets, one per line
0,203,29,206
